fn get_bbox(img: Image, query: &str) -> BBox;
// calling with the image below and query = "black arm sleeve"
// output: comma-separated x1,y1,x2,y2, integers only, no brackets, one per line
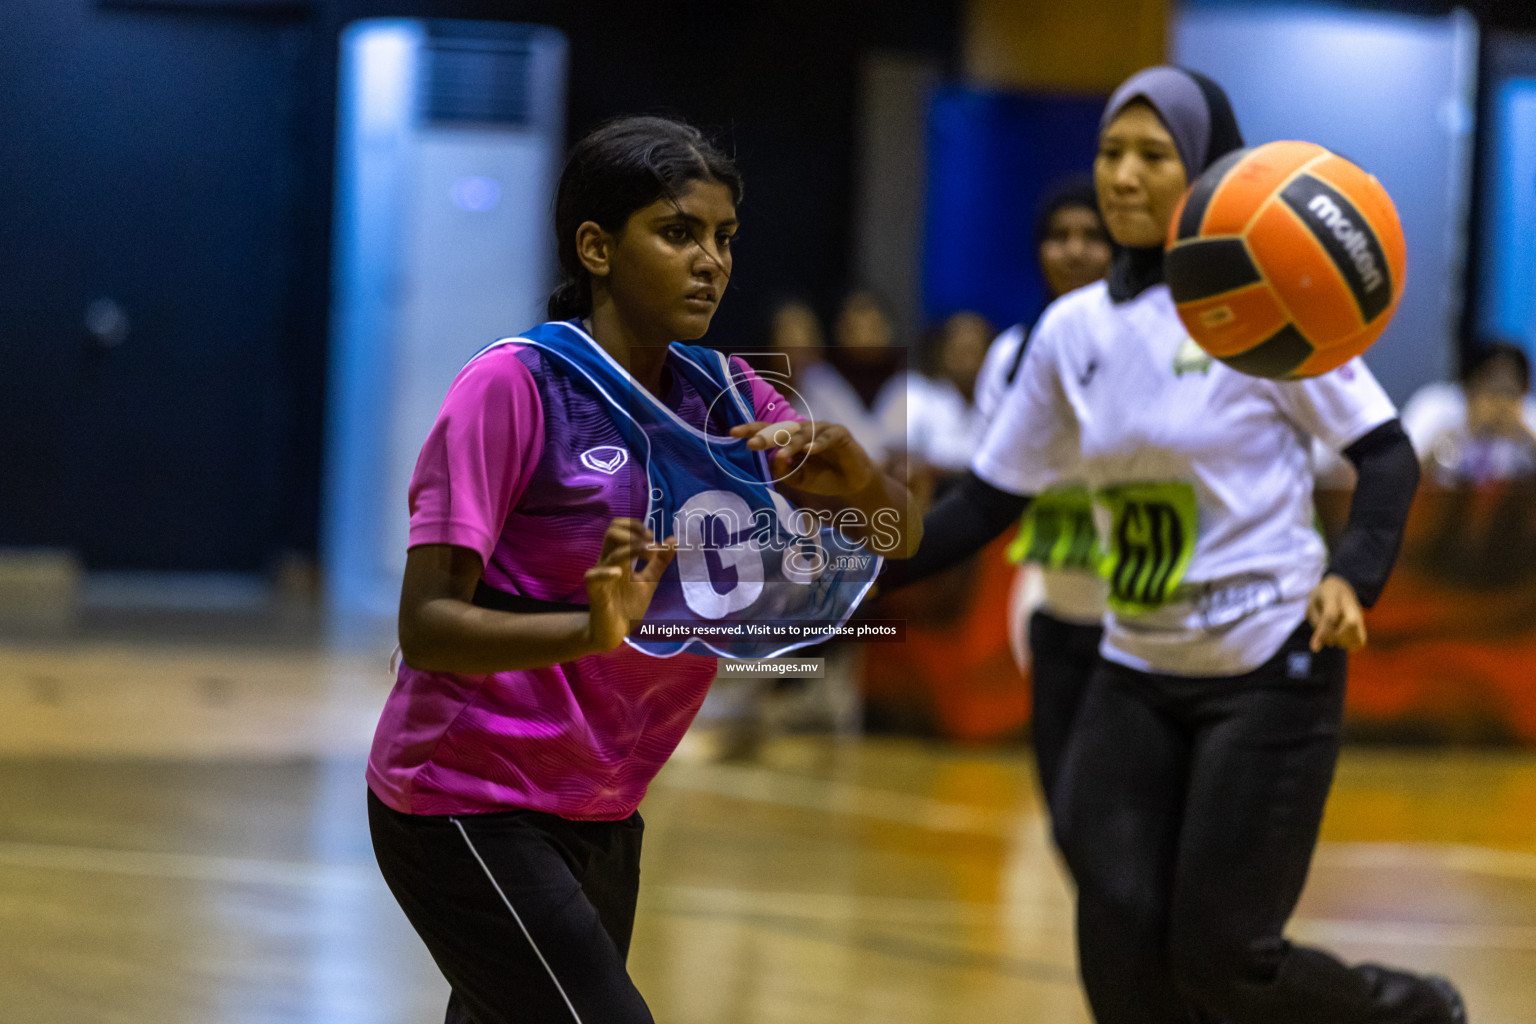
883,471,1031,588
1327,418,1419,607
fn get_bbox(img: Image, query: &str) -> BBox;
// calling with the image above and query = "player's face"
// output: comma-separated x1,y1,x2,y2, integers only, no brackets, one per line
1095,104,1188,248
837,297,892,349
939,312,990,389
771,303,823,352
1038,205,1112,297
608,179,737,342
1466,358,1528,437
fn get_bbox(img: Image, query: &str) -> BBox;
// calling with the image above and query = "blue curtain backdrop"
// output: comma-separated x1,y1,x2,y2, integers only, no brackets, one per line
922,88,1104,336
1479,76,1536,359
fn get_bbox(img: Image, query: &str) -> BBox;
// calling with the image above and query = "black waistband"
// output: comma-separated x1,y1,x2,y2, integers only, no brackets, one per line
472,580,588,615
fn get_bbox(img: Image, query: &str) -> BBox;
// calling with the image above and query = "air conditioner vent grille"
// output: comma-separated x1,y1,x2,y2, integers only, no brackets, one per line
419,42,530,126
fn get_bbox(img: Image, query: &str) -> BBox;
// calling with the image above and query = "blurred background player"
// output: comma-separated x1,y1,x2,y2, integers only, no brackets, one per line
891,66,1465,1024
973,175,1112,812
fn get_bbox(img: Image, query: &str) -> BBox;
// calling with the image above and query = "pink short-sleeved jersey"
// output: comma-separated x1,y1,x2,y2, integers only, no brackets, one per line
366,343,798,819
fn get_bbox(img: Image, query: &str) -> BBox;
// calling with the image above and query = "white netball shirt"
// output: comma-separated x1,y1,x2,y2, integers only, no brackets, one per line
974,281,1396,676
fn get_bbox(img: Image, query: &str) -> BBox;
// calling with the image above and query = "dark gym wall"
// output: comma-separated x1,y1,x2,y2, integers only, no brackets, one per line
0,0,960,572
0,1,307,571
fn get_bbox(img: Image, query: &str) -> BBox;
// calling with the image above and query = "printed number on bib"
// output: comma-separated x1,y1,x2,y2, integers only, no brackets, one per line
671,489,825,619
1007,486,1099,572
1094,481,1198,614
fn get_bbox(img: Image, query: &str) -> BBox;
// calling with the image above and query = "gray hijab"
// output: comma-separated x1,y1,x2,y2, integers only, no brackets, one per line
1102,67,1212,176
1099,66,1246,301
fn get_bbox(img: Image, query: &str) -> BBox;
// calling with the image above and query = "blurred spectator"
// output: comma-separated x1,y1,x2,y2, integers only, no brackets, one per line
763,297,888,458
876,311,994,479
836,287,896,350
1403,340,1536,485
826,289,906,450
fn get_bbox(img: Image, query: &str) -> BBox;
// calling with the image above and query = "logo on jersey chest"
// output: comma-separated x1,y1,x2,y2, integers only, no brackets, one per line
580,445,629,475
1172,336,1213,377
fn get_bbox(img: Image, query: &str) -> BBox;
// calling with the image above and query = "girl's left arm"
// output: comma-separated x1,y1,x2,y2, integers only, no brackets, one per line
1277,358,1417,651
1307,417,1420,652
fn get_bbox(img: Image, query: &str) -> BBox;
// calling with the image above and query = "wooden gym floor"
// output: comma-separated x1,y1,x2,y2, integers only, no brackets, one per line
1,617,1533,1023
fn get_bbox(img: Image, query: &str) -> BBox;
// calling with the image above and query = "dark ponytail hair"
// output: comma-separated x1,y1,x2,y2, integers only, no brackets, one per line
548,115,744,321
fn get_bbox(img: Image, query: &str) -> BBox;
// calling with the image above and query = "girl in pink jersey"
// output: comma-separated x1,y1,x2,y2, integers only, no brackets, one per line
367,115,918,1024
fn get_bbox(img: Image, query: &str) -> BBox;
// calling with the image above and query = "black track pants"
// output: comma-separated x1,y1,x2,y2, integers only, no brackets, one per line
369,789,653,1024
1053,624,1458,1024
1027,608,1103,814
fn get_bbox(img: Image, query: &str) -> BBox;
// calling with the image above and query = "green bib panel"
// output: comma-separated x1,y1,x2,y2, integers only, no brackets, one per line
1007,486,1100,573
1094,481,1198,614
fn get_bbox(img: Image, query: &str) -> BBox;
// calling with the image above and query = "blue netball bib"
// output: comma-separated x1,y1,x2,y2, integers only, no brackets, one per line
513,321,884,658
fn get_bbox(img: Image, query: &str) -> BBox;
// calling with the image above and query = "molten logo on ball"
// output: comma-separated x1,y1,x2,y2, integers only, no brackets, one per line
1305,194,1385,294
1279,174,1393,324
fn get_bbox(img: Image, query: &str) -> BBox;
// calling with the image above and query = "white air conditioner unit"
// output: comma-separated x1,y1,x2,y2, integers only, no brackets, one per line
323,19,567,620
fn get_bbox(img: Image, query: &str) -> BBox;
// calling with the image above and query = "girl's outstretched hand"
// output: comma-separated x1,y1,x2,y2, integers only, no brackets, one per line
730,420,878,497
1305,573,1367,652
584,518,677,652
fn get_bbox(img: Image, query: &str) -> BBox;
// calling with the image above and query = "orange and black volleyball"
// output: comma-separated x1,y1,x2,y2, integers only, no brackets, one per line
1164,140,1406,379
